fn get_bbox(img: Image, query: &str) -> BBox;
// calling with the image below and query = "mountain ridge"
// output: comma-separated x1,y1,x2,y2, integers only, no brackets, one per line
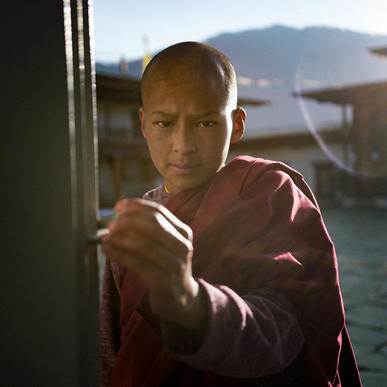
96,24,387,136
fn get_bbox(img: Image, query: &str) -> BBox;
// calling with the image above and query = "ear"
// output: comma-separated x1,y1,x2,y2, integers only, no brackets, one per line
230,107,246,144
139,107,146,138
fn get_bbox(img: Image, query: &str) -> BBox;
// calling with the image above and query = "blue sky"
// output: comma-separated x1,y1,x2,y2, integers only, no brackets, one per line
94,0,387,62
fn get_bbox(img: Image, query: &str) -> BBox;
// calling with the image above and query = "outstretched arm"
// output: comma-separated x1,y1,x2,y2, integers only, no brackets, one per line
161,280,305,379
101,197,304,380
101,198,208,335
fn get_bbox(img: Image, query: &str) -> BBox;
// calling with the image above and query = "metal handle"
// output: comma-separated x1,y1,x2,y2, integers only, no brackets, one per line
86,213,120,245
87,228,109,245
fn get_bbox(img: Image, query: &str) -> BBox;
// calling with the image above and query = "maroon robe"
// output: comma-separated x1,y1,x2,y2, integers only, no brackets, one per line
109,156,361,386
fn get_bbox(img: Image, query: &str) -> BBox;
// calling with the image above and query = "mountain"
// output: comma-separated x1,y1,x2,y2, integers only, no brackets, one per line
96,25,387,137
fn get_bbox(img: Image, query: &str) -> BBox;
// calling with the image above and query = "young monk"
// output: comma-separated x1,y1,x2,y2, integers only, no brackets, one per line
100,42,361,386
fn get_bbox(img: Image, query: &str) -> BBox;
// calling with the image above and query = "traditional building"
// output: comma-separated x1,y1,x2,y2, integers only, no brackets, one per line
294,81,387,201
229,126,345,200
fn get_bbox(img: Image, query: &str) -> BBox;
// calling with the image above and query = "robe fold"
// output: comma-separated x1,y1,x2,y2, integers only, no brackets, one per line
105,156,361,386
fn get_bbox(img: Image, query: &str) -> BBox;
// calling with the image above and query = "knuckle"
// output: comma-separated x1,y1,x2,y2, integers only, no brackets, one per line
135,197,160,211
114,198,130,210
182,225,193,242
179,239,193,259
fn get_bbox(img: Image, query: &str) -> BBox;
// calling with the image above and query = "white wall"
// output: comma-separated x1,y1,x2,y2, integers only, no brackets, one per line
229,141,343,193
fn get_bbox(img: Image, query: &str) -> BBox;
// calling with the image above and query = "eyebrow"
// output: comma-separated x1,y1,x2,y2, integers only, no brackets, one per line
151,111,176,117
150,110,221,118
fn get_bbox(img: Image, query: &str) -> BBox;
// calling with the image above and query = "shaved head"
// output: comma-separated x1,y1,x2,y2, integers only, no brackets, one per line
141,41,237,109
139,41,245,194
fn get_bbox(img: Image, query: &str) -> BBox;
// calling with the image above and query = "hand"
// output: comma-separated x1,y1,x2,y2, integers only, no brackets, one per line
101,198,207,333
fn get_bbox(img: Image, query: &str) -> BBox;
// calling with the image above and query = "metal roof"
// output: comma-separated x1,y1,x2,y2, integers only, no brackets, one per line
230,127,343,151
293,80,387,105
237,96,269,107
370,46,387,57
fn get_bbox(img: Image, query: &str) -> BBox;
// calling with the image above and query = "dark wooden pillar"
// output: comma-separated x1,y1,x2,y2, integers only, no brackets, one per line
341,104,351,166
0,1,100,385
353,103,372,176
112,156,123,202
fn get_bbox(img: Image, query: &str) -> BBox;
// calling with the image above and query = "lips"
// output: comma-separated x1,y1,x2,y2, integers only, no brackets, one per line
169,162,198,174
170,163,195,169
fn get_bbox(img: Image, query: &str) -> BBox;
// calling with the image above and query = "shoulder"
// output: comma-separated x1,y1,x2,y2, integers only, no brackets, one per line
227,155,301,179
226,155,317,207
226,155,304,189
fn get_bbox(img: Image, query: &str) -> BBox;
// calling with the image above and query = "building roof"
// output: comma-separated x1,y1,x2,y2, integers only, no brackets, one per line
96,72,269,107
293,80,387,105
230,126,343,151
370,46,387,57
237,96,269,107
96,73,142,104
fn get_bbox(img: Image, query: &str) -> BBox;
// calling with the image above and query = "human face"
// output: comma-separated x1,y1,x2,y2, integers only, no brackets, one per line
140,69,244,194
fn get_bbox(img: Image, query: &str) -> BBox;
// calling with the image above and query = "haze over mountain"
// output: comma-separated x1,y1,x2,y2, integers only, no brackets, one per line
97,25,387,137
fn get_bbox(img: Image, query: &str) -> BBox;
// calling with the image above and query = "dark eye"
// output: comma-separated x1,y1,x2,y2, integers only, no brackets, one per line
197,121,215,128
154,121,172,128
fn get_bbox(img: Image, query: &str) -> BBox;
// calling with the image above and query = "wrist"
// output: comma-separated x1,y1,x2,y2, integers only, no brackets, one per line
166,279,208,336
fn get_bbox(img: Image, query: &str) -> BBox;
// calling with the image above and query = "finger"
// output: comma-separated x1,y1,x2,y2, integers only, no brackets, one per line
117,198,193,241
114,198,132,213
102,242,161,287
105,230,185,271
153,202,193,241
112,206,193,259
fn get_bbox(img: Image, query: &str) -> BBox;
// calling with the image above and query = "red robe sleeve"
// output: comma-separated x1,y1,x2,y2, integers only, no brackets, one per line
161,279,305,379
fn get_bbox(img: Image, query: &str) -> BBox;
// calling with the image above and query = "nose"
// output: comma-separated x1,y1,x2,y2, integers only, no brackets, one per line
172,120,196,155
